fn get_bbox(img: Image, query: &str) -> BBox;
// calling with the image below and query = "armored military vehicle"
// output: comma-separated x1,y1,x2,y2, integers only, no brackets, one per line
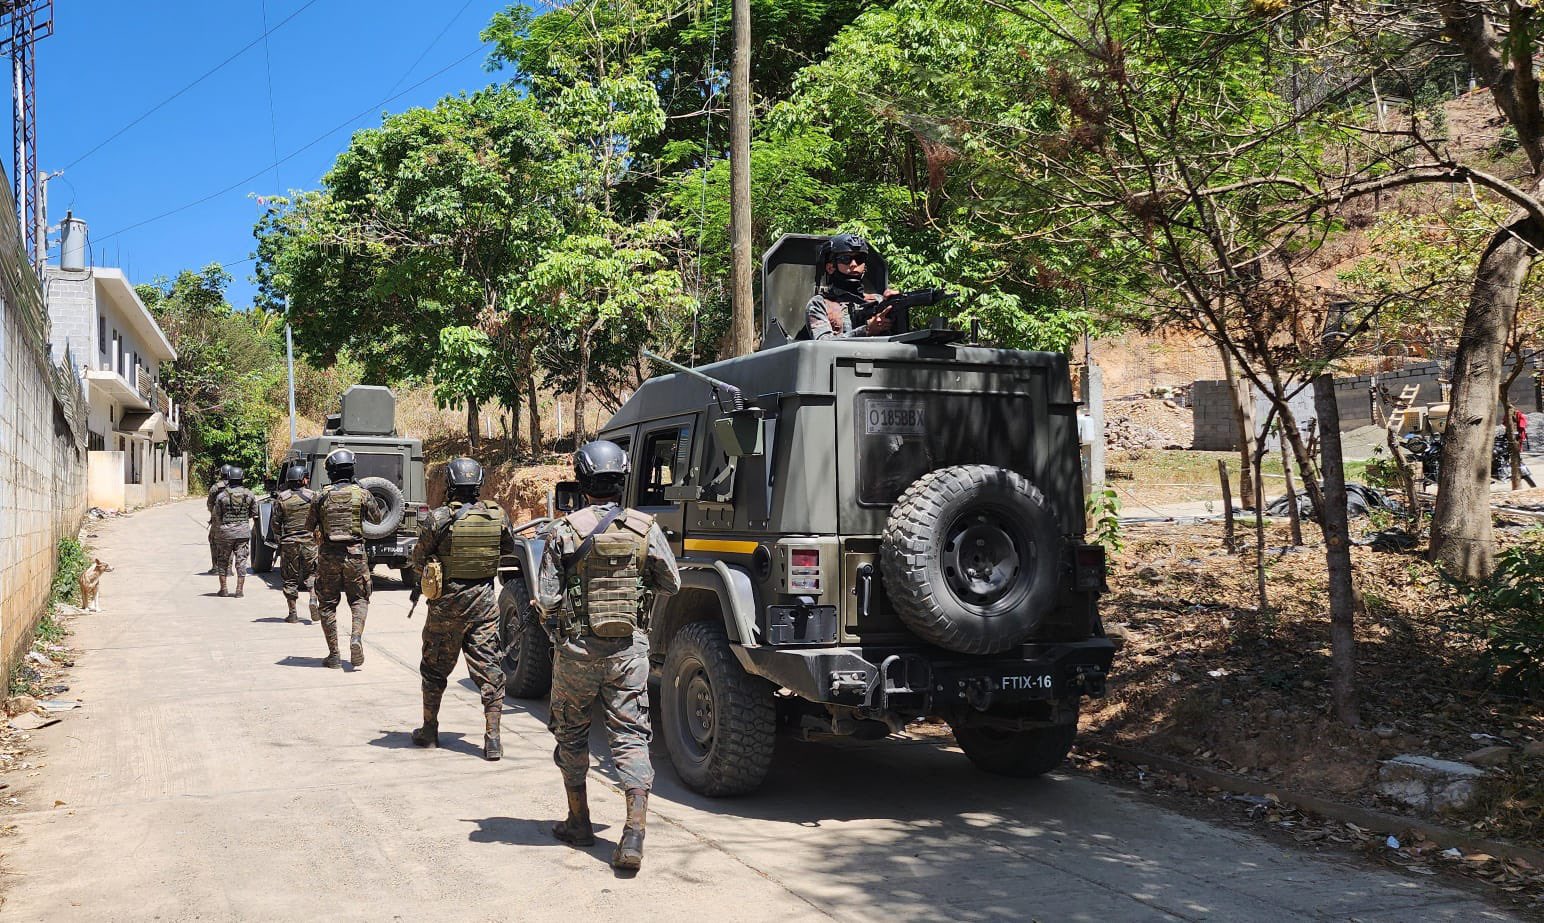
497,235,1113,796
251,385,423,583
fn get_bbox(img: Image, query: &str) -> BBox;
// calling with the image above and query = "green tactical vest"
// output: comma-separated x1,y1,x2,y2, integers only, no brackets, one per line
564,508,652,638
321,484,364,543
275,489,314,541
442,502,504,580
220,487,256,526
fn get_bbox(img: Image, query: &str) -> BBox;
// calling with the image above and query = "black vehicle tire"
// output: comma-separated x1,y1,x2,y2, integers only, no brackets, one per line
499,574,553,699
950,719,1077,778
250,533,274,573
358,476,405,540
881,465,1062,655
661,620,775,796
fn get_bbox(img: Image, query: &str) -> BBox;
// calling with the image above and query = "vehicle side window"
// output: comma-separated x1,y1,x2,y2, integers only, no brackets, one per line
636,425,689,507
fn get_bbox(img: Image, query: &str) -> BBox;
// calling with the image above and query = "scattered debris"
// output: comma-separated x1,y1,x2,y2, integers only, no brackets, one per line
23,651,52,669
35,700,80,713
8,715,58,731
1264,483,1393,519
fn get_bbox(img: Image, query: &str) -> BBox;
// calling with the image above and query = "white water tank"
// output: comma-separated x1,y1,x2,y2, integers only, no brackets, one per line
60,212,88,270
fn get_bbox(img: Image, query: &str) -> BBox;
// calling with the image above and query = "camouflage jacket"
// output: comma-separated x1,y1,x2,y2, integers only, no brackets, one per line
304,481,385,555
412,499,518,581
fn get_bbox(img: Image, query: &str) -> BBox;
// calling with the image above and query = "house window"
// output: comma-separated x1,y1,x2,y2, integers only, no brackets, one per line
98,317,106,355
109,405,115,423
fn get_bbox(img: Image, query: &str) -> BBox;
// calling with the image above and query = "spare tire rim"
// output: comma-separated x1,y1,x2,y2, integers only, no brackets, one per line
682,665,716,754
942,509,1030,608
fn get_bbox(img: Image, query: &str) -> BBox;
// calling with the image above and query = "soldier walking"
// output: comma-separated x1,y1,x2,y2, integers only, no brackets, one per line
209,467,258,598
205,463,234,575
306,449,384,668
269,461,319,624
537,440,680,871
409,457,516,760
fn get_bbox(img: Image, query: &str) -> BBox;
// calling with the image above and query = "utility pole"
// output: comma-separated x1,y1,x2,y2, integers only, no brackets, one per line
34,166,55,265
727,0,754,356
0,1,54,269
285,298,297,444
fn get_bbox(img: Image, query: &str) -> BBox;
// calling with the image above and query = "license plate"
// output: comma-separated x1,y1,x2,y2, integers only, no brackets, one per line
999,673,1054,693
864,399,927,435
374,546,401,556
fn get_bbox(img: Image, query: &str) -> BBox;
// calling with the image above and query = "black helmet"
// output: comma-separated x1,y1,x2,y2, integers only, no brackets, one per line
219,463,236,481
819,232,871,291
446,457,484,494
226,466,246,486
324,448,356,481
283,462,308,487
575,440,629,498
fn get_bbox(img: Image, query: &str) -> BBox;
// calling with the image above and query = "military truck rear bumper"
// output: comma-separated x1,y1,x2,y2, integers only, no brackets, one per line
366,534,416,568
736,638,1115,711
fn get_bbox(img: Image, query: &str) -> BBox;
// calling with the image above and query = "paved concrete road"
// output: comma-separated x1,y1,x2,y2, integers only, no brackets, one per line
0,500,1520,921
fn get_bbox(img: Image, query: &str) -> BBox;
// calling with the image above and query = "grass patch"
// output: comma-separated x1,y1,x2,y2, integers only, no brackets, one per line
49,537,89,607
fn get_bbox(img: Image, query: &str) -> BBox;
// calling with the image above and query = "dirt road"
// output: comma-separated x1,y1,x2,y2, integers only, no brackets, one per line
0,500,1519,921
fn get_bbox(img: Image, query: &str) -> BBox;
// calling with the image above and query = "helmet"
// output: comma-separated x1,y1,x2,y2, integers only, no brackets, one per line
283,462,308,487
820,232,871,291
324,448,356,481
219,463,236,481
226,466,246,486
574,440,629,498
446,457,484,494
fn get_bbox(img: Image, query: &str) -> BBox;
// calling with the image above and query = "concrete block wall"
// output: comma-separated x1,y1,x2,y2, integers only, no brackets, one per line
1192,361,1542,451
44,270,95,376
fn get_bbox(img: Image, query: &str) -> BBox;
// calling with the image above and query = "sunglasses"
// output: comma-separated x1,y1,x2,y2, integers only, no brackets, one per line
835,255,867,266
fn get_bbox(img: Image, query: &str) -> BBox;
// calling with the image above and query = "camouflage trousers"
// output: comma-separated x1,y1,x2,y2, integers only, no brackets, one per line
279,539,318,600
315,549,371,637
548,640,654,792
209,534,250,577
419,579,504,711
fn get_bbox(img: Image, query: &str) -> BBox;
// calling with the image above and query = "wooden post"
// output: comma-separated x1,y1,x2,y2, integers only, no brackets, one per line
727,0,755,357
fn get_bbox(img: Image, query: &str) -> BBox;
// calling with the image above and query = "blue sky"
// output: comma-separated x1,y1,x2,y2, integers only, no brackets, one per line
36,0,518,308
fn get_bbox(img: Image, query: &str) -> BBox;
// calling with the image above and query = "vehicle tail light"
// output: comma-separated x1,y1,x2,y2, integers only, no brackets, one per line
789,548,822,592
1073,544,1106,592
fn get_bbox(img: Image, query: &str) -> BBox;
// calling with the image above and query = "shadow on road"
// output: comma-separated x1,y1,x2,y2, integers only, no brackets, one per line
367,729,483,758
461,816,610,848
275,655,333,669
252,617,307,624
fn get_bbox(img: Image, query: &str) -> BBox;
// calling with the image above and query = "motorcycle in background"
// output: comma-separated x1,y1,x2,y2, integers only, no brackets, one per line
1401,431,1536,488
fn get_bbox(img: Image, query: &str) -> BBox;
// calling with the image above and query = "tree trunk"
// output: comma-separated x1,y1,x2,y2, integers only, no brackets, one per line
1429,220,1543,577
1313,373,1360,727
1221,348,1257,509
526,371,542,456
1281,433,1302,546
506,389,522,458
466,396,481,451
1252,437,1268,614
574,337,593,449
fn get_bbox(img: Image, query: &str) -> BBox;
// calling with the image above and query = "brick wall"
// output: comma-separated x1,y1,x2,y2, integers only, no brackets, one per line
0,177,87,690
1191,361,1542,451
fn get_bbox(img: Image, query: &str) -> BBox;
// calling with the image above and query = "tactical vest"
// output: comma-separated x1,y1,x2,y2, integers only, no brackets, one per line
564,507,652,638
275,489,314,541
442,502,504,580
320,484,365,543
220,488,255,526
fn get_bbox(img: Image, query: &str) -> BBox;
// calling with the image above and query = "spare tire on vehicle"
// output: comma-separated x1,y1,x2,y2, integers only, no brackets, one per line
357,476,405,540
880,465,1061,655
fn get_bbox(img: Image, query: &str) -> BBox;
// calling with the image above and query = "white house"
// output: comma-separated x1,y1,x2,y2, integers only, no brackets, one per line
45,266,184,510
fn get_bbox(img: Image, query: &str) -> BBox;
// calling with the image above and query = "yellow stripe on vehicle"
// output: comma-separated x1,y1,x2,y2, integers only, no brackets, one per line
683,539,759,555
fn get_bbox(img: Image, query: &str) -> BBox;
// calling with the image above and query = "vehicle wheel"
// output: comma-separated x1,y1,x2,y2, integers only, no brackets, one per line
250,533,274,573
950,719,1077,778
881,465,1062,655
358,477,405,540
499,575,552,699
661,620,775,796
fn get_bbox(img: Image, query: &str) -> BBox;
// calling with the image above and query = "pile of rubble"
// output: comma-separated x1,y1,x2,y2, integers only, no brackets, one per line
1106,397,1194,450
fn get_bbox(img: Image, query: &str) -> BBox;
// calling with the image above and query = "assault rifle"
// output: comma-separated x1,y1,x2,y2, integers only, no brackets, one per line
407,585,421,619
853,287,953,335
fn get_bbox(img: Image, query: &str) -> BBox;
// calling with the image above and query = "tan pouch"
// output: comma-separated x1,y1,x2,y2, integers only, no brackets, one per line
421,559,444,600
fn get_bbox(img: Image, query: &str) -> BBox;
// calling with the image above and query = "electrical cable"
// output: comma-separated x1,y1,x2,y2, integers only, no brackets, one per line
383,0,478,99
259,0,283,192
93,0,599,249
61,0,325,172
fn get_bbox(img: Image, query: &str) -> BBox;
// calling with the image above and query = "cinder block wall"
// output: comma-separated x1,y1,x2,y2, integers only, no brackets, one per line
0,177,87,689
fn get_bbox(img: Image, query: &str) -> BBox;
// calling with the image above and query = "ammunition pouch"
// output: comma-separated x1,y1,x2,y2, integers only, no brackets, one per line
421,559,444,601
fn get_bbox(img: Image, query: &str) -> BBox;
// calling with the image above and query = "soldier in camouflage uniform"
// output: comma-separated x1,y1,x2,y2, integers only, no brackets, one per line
409,457,517,760
803,233,897,340
205,463,234,574
210,467,259,597
537,440,680,871
268,461,319,624
305,449,384,669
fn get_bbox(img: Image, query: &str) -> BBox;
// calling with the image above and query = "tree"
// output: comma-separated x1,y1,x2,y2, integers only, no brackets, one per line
255,86,573,448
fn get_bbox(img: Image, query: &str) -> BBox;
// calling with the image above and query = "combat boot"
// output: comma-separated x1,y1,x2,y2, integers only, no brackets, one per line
217,575,229,597
412,690,442,748
483,708,502,761
234,576,245,598
611,789,648,870
349,604,368,666
285,597,298,623
552,784,595,846
321,618,342,669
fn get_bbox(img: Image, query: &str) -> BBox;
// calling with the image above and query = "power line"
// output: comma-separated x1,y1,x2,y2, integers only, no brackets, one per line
383,0,477,99
61,0,325,172
258,0,283,192
94,0,599,248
